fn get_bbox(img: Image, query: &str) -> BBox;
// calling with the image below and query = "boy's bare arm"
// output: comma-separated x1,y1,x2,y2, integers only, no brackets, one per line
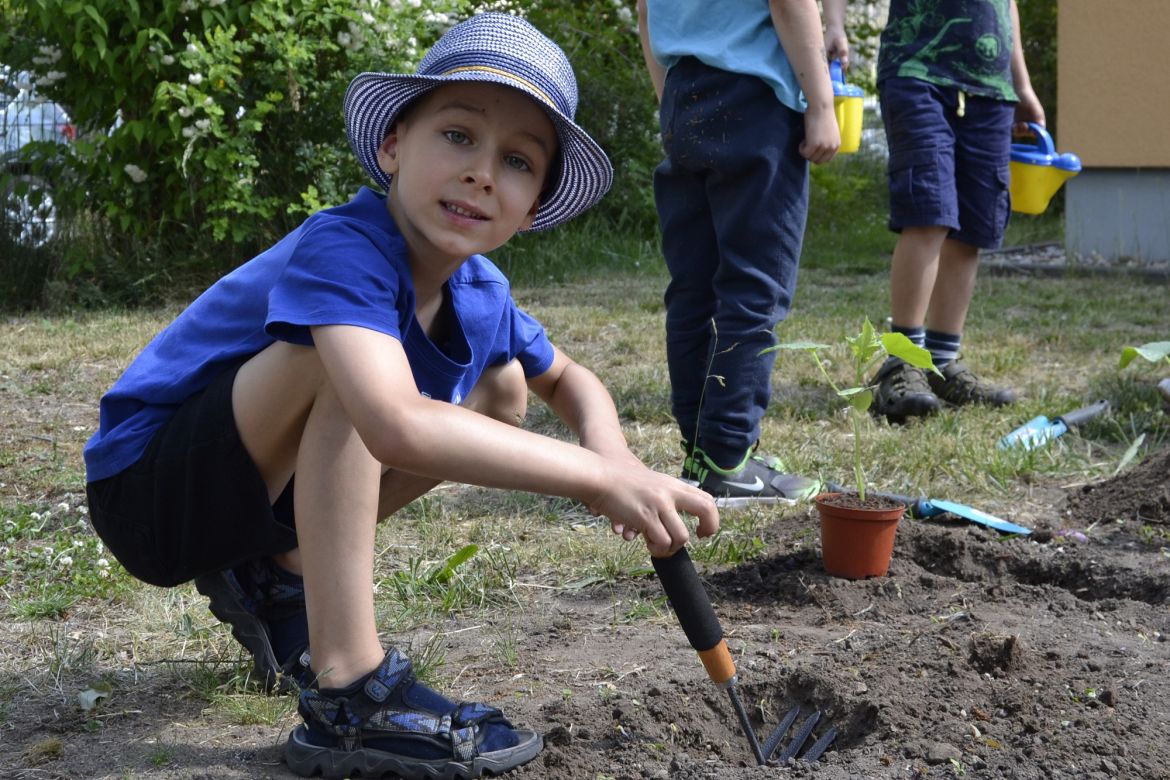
636,0,666,102
769,0,840,164
1008,0,1045,130
527,347,639,464
311,325,718,554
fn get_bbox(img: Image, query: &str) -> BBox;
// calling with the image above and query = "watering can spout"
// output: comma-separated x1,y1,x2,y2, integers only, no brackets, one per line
1009,122,1082,214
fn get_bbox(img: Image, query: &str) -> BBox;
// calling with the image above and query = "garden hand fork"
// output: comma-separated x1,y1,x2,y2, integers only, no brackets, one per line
652,548,837,765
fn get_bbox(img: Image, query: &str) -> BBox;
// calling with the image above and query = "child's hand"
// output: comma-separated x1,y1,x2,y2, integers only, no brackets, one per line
592,464,719,557
800,104,840,164
1012,86,1046,133
825,26,849,72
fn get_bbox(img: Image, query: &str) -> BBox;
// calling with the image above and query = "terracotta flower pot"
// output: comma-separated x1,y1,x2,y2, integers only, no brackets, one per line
815,492,906,579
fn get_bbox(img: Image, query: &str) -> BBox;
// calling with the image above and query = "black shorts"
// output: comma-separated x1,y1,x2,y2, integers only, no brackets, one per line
86,360,298,587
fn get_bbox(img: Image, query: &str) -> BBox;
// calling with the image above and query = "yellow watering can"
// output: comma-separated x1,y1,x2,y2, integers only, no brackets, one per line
830,60,863,154
1009,122,1081,214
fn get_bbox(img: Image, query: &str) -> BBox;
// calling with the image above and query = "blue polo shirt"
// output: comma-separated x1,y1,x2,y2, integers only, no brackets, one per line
84,187,555,482
644,0,806,112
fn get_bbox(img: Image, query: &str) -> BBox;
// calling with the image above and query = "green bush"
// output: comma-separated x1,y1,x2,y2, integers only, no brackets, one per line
1,0,664,305
3,0,470,303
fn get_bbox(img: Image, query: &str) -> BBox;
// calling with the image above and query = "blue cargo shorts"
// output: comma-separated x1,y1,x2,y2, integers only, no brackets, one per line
879,77,1016,250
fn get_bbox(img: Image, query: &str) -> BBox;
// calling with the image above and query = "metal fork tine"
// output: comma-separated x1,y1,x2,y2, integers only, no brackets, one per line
761,705,802,762
801,724,839,762
775,710,822,763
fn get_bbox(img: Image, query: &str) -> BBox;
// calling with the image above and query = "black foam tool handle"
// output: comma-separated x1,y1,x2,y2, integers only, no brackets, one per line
651,548,723,653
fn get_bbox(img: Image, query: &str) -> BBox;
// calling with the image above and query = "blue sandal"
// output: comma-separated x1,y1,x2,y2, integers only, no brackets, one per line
194,558,311,692
285,647,543,779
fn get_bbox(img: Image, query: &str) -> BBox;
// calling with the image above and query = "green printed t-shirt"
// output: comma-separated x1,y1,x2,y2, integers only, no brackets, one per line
877,0,1018,101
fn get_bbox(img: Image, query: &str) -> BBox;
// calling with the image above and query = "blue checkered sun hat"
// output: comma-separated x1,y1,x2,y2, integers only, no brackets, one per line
344,13,613,232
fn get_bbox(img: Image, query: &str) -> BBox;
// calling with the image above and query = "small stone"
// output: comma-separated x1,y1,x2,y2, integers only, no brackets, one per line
925,742,963,765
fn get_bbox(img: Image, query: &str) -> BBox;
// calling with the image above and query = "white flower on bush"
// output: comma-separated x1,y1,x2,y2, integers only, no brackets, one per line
182,126,197,139
187,43,200,54
124,164,148,183
162,54,175,66
337,31,352,47
408,0,420,7
188,73,204,85
361,11,375,24
57,502,70,513
195,118,211,131
616,6,633,24
97,558,110,569
178,106,194,118
59,555,73,567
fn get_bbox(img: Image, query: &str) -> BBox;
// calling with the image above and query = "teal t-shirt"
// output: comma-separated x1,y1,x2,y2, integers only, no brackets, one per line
645,0,805,112
877,0,1018,101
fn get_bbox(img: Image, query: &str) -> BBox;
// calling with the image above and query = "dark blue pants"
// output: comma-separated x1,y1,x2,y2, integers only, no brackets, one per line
654,57,809,469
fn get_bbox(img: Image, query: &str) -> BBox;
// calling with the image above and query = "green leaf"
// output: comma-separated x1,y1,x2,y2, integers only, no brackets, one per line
882,332,939,374
83,4,109,35
1119,341,1170,369
429,544,479,584
848,388,874,414
1113,434,1145,477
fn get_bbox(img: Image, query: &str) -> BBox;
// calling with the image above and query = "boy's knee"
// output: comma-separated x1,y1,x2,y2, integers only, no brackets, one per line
464,360,527,426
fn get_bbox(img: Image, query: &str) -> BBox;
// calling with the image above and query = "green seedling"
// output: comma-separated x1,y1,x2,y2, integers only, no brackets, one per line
766,317,937,500
1118,340,1170,370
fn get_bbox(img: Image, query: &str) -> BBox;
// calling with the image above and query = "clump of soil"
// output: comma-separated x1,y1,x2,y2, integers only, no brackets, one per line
1064,447,1170,526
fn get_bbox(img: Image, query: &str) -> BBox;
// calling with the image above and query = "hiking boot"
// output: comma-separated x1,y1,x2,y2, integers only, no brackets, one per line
195,557,311,693
927,360,1017,407
871,359,941,422
285,647,542,779
681,445,820,508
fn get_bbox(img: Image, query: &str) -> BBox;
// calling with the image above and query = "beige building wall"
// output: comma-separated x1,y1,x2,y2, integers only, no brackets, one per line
1059,0,1170,167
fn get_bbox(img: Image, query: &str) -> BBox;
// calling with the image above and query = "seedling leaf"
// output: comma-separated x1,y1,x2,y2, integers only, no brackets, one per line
429,544,479,584
1119,341,1170,369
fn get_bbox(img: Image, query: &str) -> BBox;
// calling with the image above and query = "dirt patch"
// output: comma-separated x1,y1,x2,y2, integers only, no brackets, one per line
3,451,1170,779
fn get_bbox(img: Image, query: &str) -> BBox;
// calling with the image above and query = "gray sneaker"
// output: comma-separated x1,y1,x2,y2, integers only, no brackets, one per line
871,359,941,422
681,445,821,508
927,361,1017,407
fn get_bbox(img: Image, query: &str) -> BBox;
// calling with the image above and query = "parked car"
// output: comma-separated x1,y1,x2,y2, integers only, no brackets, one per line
1,67,74,248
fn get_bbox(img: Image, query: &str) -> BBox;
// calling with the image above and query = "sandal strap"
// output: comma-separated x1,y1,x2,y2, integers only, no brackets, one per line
453,701,508,728
363,647,414,702
299,647,507,760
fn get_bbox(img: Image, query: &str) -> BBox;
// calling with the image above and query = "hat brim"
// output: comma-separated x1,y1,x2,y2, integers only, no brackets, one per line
344,71,613,232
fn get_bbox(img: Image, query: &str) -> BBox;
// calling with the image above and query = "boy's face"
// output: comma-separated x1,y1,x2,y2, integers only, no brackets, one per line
377,81,559,265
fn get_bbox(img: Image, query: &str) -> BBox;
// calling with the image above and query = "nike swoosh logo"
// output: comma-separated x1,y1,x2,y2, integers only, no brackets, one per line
724,476,764,492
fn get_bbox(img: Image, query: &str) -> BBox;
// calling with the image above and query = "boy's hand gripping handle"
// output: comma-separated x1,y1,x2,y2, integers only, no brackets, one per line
650,548,736,685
